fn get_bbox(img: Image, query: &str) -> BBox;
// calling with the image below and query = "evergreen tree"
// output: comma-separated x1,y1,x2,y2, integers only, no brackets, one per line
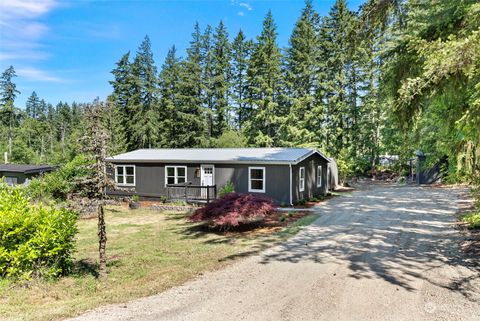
177,23,207,147
130,35,160,148
211,20,231,137
321,0,355,157
26,91,40,119
38,99,47,121
104,96,127,155
109,52,133,149
201,24,215,138
231,30,253,129
158,45,181,147
283,0,320,146
245,11,284,146
0,66,20,156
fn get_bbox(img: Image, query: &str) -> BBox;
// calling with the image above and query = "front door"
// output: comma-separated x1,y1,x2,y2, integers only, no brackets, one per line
201,164,214,186
201,164,214,199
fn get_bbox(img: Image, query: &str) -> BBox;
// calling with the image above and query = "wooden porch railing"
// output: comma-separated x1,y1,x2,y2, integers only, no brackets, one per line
166,182,217,203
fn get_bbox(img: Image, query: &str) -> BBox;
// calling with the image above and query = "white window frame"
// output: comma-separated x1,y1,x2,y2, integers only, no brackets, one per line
248,166,266,193
165,165,187,186
115,165,136,187
4,176,18,186
317,165,322,187
299,167,305,192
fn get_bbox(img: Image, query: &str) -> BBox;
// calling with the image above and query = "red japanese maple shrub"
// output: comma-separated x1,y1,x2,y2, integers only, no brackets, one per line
189,193,276,230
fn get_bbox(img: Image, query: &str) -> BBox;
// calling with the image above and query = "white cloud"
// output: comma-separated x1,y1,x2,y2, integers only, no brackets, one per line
231,1,252,16
239,2,253,11
0,0,57,18
16,67,64,83
0,0,58,65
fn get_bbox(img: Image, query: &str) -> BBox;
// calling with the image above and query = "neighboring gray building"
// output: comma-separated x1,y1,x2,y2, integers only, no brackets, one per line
106,148,331,205
0,164,56,186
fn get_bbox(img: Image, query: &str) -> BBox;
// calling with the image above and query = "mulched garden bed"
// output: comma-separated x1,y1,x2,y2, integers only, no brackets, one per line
192,210,312,237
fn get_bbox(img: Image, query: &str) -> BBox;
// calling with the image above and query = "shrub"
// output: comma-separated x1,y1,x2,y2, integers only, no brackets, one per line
26,155,93,201
189,193,275,230
296,199,307,206
218,181,235,198
0,186,78,279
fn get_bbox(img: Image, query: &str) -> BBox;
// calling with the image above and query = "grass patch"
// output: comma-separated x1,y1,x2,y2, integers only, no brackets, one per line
460,211,480,229
275,213,319,238
0,205,317,321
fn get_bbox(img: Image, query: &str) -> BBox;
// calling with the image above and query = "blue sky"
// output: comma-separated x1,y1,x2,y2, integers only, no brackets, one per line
0,0,364,108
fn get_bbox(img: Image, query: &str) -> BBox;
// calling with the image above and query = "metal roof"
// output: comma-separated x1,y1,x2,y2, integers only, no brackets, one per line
0,164,56,174
107,148,330,165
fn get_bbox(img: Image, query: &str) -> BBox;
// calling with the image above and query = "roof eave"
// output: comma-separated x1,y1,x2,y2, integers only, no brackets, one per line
106,159,295,165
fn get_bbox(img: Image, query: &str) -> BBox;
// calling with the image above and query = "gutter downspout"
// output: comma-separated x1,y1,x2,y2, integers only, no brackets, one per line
289,163,293,206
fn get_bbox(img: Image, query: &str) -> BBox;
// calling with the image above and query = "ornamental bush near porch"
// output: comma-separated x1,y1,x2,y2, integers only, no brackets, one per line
0,186,78,280
189,193,275,230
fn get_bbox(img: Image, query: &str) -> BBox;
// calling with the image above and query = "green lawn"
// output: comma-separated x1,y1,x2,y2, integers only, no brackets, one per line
0,205,317,321
461,211,480,229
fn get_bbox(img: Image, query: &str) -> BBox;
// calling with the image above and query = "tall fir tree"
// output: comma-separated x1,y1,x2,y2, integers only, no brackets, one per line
211,20,231,137
130,35,160,149
0,66,20,156
321,0,355,157
201,24,215,138
26,91,40,119
245,11,284,147
109,52,133,150
231,30,253,129
177,23,207,147
283,0,321,146
158,45,181,147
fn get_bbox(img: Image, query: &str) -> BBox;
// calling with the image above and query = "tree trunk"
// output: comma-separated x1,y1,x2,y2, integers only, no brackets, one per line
8,112,13,156
98,204,107,280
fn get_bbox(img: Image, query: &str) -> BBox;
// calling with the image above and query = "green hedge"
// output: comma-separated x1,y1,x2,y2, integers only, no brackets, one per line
0,186,78,280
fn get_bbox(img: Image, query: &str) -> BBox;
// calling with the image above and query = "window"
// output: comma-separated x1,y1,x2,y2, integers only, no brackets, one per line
299,167,305,192
115,165,135,186
165,166,187,185
317,165,322,187
248,167,265,193
4,177,17,186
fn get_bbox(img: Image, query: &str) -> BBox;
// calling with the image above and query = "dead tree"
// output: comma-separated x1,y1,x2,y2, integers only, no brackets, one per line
80,99,112,280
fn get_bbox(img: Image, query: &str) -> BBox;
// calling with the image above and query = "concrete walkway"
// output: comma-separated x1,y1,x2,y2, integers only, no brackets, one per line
69,185,480,321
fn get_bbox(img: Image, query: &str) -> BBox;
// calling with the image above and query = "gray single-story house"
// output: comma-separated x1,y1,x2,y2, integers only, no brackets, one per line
0,164,56,186
106,148,331,205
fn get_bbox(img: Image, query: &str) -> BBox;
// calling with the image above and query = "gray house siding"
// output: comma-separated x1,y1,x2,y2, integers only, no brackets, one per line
0,171,28,184
292,153,329,203
110,162,291,204
214,164,290,204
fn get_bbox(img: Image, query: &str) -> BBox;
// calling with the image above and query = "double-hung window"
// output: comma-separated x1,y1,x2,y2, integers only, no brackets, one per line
4,177,17,186
248,167,265,193
299,167,305,192
317,165,322,187
165,166,187,185
115,165,135,186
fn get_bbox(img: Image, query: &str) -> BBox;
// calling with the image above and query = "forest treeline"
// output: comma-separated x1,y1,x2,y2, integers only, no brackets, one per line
0,0,478,183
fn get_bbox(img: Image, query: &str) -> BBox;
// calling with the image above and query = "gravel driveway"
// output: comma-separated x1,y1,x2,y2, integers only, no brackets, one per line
69,184,480,321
